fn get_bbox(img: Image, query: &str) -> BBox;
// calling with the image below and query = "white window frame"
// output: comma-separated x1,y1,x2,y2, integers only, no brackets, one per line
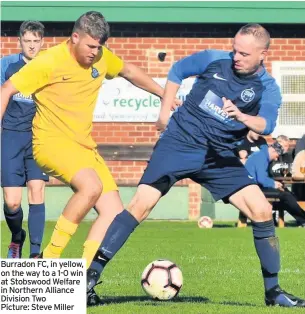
272,61,305,139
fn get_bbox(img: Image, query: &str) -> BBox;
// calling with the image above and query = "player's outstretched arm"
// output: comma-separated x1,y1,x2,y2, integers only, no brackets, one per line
119,63,164,98
1,80,18,120
156,80,180,132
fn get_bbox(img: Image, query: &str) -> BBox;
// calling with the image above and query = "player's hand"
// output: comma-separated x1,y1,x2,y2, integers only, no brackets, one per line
156,111,169,132
274,181,284,191
156,117,168,132
170,98,182,111
222,97,244,121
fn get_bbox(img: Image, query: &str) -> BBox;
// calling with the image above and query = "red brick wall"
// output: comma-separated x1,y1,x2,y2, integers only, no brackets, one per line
1,36,304,219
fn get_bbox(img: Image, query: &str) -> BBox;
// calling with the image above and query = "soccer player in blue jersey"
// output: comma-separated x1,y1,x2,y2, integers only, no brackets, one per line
86,24,305,307
1,21,48,258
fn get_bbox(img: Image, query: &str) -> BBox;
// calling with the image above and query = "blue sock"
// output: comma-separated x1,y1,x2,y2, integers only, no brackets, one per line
4,204,23,242
90,209,139,276
252,220,280,291
28,203,46,254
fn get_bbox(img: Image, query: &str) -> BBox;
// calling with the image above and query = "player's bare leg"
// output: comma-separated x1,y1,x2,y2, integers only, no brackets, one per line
3,187,26,258
229,185,305,307
43,168,102,258
86,184,161,306
127,184,162,221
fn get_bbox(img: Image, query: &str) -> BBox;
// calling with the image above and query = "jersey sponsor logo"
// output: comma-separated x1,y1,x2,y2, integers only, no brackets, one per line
241,88,255,103
62,76,72,81
248,175,254,179
91,67,99,78
12,93,33,103
213,73,227,81
199,90,236,126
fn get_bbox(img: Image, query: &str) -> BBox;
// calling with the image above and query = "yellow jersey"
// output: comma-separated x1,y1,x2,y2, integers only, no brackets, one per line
10,40,124,148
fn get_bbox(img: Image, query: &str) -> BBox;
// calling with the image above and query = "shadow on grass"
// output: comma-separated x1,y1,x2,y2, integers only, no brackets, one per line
212,223,236,228
103,296,259,308
229,221,303,229
104,295,209,305
219,301,257,307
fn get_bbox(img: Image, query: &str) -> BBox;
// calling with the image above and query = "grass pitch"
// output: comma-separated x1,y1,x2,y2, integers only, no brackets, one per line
1,221,304,313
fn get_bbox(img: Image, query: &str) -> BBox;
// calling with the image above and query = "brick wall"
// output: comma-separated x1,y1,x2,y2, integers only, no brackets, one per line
1,34,304,220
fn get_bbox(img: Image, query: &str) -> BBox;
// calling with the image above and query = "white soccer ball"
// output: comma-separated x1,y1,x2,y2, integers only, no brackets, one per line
141,259,183,300
198,216,213,228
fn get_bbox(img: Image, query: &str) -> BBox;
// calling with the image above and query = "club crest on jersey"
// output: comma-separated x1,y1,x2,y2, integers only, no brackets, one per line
91,67,99,78
241,88,255,103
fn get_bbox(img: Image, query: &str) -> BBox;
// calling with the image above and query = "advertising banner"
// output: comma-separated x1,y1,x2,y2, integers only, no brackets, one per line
93,77,195,122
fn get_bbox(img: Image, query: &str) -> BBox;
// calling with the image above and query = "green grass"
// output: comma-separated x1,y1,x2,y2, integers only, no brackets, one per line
1,221,305,313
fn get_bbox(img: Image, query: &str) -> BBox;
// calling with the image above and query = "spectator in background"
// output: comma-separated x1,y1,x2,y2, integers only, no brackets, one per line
245,141,305,227
236,130,267,164
269,135,293,178
292,134,305,201
1,21,48,258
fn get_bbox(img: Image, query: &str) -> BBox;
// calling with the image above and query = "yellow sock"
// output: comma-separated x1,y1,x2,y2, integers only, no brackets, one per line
43,215,78,258
82,240,100,269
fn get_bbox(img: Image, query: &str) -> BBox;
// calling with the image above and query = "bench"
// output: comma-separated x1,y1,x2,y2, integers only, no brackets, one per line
238,200,305,228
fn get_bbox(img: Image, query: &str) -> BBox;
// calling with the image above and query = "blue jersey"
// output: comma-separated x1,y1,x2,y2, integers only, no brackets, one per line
166,50,282,151
2,59,36,131
0,53,22,85
245,145,275,189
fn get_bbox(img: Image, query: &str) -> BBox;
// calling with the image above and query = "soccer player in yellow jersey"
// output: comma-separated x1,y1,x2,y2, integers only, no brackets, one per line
1,11,173,303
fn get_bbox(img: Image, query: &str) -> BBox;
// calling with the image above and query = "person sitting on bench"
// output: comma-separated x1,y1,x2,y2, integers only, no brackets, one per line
236,130,267,165
245,141,305,227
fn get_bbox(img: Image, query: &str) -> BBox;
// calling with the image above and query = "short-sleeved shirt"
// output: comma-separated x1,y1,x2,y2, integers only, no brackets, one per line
10,41,124,148
2,59,36,131
0,53,22,85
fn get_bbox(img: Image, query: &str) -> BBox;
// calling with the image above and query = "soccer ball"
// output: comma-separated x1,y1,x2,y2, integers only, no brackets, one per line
141,259,183,300
198,216,213,228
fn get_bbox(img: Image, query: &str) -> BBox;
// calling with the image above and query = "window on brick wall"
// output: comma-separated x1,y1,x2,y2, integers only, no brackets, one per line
272,61,305,139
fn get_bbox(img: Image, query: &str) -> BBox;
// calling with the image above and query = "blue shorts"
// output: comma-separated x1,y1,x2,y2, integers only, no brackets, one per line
1,129,49,187
139,135,255,202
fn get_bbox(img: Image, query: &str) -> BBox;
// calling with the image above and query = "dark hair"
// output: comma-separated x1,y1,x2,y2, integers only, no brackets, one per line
19,20,45,38
237,24,270,49
271,142,285,155
72,11,110,44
